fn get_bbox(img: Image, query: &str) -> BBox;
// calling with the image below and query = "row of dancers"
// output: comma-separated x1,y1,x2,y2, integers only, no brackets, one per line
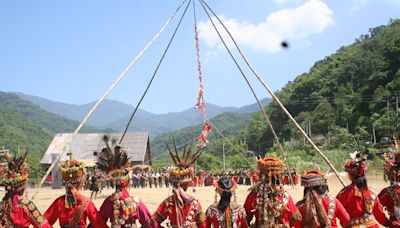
1,138,400,227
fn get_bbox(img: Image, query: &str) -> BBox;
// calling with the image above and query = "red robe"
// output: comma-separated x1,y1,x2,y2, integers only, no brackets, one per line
244,187,301,226
294,196,350,228
95,188,156,227
44,195,108,228
292,174,299,185
199,173,205,186
193,176,198,187
206,202,248,228
0,196,51,228
378,185,400,227
233,176,239,185
251,172,258,184
153,195,207,227
337,184,388,227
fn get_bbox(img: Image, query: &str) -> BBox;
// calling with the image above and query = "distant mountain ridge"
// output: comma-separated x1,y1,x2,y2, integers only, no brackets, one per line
14,92,270,137
1,92,97,134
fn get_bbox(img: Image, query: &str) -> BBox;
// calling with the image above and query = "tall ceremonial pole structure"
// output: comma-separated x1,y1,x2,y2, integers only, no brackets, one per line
34,0,346,197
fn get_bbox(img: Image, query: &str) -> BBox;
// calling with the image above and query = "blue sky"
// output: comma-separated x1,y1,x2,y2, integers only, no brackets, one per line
1,0,399,114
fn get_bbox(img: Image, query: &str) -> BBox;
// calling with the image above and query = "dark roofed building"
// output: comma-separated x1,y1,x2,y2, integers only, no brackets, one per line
40,132,152,167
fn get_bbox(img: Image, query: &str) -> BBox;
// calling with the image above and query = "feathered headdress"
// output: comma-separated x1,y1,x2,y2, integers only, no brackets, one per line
0,149,29,191
166,138,204,183
345,151,368,177
96,135,130,186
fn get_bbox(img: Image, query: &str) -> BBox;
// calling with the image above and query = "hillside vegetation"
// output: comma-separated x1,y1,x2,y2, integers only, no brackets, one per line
0,92,96,134
152,19,400,172
151,112,254,170
0,106,52,182
0,92,98,181
239,19,400,171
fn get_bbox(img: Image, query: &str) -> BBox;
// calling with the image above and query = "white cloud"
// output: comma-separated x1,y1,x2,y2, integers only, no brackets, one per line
198,0,334,54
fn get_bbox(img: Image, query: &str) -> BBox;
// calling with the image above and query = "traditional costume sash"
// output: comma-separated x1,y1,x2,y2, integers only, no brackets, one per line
19,197,47,227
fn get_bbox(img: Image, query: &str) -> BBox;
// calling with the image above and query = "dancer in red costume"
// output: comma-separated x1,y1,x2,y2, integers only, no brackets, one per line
336,151,388,227
0,150,51,227
91,135,156,227
294,169,349,228
378,152,400,227
206,177,248,227
243,157,301,227
153,142,207,227
44,159,108,228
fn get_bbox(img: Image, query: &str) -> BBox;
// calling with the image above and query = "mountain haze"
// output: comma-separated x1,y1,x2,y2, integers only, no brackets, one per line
15,92,270,137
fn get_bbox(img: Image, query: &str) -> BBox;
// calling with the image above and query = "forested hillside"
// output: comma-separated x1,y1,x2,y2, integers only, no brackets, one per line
0,92,98,181
244,19,400,153
151,112,254,170
151,112,252,155
0,92,96,134
152,20,400,171
0,107,52,181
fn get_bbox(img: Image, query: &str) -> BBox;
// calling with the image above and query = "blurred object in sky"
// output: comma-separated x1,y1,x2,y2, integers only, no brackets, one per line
281,41,289,49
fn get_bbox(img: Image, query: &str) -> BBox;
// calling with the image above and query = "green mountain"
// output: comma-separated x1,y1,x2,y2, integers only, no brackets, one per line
151,112,253,158
0,92,99,181
15,92,270,138
1,92,96,134
0,106,52,181
244,19,400,153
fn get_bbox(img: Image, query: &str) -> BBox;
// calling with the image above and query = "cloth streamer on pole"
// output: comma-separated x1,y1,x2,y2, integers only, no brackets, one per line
193,1,211,147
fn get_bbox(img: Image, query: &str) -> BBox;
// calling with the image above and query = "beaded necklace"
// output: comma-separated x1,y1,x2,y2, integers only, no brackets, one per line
111,192,137,227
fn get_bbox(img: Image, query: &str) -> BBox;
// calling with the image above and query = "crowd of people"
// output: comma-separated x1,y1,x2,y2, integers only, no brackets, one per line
86,169,299,194
1,139,400,227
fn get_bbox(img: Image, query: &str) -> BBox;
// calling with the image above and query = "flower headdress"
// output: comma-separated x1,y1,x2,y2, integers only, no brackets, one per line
96,135,130,187
166,139,204,184
60,159,85,184
257,156,284,178
0,149,29,191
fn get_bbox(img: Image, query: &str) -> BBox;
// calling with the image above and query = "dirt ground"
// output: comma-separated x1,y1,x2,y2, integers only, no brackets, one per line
0,174,388,227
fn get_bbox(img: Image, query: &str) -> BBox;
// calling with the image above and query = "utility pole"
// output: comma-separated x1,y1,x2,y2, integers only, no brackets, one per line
397,96,399,128
387,100,390,117
223,141,226,171
373,124,376,144
309,120,312,137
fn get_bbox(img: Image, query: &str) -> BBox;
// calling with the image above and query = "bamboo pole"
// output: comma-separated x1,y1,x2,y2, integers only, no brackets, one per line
200,0,346,187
